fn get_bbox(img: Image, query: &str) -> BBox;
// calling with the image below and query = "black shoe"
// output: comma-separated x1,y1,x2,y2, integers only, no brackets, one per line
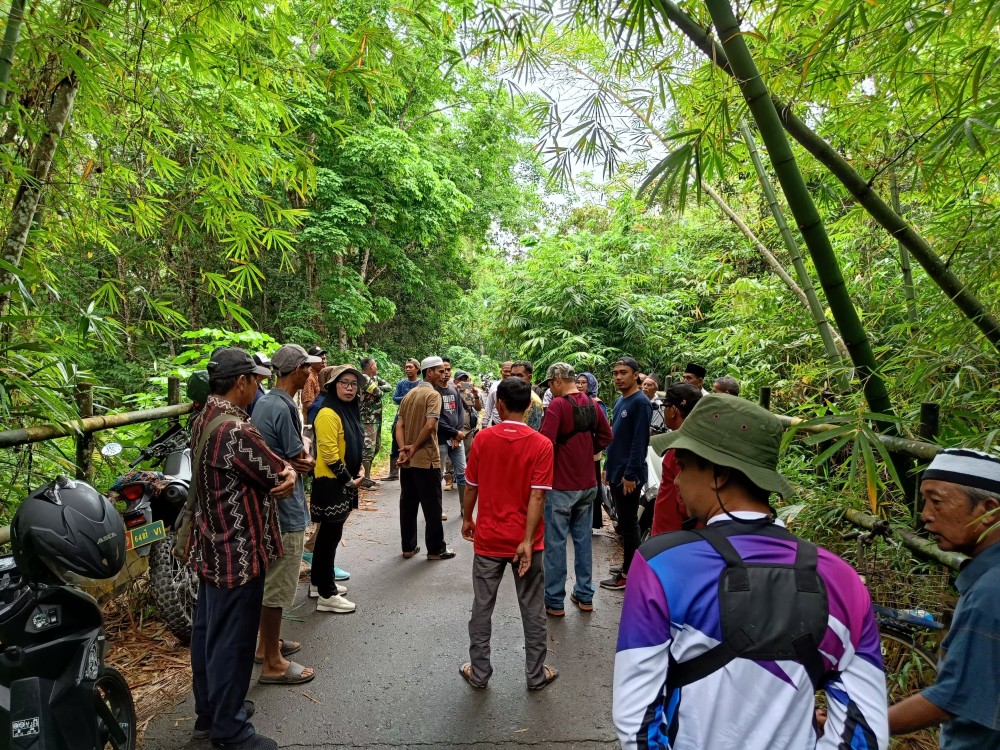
427,548,457,560
609,564,622,576
600,574,627,591
194,701,255,740
380,475,399,481
212,734,277,750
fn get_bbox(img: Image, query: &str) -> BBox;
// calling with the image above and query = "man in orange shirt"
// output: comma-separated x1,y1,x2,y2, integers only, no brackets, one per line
460,377,558,690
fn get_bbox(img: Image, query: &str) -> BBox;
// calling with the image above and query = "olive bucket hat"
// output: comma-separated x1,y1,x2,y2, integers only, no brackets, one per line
655,393,794,498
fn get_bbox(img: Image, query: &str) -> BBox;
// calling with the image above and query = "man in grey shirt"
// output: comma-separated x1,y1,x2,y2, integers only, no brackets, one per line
251,343,319,686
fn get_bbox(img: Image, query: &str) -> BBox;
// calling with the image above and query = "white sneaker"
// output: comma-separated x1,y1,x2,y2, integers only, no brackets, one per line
308,583,347,599
316,593,356,613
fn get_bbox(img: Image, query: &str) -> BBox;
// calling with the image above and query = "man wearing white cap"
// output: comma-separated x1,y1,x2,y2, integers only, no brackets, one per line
889,448,1000,748
395,356,456,560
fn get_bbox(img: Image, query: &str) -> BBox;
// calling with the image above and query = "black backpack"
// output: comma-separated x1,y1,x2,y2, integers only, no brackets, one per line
667,523,831,691
556,394,598,444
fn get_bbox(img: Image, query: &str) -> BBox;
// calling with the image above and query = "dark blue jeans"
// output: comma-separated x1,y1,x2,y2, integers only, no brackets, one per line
544,487,598,608
191,575,264,744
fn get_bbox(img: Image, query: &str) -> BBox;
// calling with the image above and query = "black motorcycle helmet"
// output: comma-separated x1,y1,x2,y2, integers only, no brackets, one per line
11,477,127,585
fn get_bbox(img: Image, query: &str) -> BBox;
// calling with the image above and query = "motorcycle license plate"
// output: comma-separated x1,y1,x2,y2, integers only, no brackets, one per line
125,520,166,550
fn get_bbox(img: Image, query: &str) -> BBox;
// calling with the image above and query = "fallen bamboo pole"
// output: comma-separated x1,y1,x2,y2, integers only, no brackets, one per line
844,507,965,572
0,402,194,449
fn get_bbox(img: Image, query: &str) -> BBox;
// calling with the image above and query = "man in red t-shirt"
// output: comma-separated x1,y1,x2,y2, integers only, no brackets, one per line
649,383,703,536
460,377,557,691
539,362,613,615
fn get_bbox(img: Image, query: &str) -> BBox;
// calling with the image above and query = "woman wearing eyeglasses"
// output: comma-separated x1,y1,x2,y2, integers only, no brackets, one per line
310,365,366,613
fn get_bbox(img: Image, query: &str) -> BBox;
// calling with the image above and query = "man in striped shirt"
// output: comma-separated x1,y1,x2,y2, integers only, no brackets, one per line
189,347,297,750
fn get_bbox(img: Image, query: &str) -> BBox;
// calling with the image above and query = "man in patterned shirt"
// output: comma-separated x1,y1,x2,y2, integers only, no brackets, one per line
359,357,392,488
188,347,296,750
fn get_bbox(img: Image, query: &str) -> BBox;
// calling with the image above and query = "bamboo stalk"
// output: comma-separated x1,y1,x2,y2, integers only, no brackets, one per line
0,402,194,449
889,173,918,332
738,122,850,377
562,61,850,376
653,0,1000,353
0,0,26,107
702,0,895,421
844,508,965,572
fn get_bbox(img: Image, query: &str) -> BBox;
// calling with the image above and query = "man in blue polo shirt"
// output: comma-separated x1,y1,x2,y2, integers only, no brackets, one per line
889,448,1000,749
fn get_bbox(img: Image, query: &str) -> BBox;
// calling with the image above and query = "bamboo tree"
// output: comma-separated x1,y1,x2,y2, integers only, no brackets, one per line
738,123,850,373
563,59,852,383
889,173,918,333
650,0,1000,354
0,0,25,107
0,0,111,321
700,0,893,417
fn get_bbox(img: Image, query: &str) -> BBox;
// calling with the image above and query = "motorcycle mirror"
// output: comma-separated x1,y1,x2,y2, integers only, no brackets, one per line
100,442,123,457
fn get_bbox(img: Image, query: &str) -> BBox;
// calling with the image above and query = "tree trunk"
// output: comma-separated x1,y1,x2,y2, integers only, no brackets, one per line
738,123,851,373
702,0,894,418
0,0,26,107
0,74,79,320
656,0,1000,353
889,173,918,333
0,0,111,322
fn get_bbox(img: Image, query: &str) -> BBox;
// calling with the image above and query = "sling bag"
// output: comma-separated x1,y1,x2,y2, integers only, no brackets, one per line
555,394,598,445
666,523,831,691
172,412,238,563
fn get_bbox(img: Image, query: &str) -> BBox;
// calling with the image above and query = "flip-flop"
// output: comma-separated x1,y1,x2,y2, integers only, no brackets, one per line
528,664,559,691
258,661,315,686
459,662,487,689
253,639,302,665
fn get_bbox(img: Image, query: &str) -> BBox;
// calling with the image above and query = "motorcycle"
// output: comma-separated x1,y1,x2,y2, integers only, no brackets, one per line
0,477,136,750
102,426,198,644
601,447,662,542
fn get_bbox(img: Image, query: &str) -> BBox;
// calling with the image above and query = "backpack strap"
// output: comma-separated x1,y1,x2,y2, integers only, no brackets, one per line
666,526,749,690
666,524,830,691
172,412,238,562
188,413,239,507
555,394,597,445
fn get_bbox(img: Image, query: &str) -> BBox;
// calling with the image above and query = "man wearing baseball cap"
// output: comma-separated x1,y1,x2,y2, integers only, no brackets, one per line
889,448,1000,747
613,394,888,750
188,347,295,750
539,363,613,615
395,356,455,560
251,344,321,687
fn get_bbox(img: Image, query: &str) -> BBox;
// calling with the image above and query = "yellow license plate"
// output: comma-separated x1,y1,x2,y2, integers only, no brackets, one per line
126,520,166,550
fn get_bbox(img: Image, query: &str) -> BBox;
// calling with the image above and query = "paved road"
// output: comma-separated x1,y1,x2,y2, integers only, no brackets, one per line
142,481,624,749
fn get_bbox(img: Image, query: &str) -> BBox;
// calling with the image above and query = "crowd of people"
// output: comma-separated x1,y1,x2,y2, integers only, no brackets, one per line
185,345,1000,750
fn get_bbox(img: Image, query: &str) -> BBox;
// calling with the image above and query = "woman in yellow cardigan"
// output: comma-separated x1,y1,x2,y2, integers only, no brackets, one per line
310,364,365,613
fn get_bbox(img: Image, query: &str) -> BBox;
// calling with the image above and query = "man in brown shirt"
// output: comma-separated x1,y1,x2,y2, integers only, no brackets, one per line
300,345,327,418
395,356,455,560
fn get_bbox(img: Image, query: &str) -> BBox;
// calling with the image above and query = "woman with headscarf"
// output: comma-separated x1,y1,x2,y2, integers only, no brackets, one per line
310,365,365,614
577,372,609,530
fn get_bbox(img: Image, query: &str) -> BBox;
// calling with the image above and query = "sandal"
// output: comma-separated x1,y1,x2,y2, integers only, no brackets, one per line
459,662,487,689
253,639,301,665
528,664,559,691
257,660,315,686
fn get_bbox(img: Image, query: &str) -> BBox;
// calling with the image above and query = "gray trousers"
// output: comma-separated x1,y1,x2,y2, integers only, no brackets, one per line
468,553,547,688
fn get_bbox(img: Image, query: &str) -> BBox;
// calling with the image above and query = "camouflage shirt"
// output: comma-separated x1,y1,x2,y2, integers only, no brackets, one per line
359,374,392,424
